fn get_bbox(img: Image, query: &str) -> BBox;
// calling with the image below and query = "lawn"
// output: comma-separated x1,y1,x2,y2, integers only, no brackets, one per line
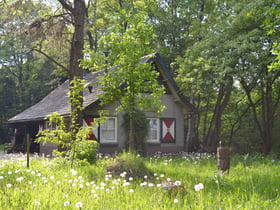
0,152,279,209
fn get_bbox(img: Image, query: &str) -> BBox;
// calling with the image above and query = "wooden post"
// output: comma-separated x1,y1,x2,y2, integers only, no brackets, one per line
217,141,230,173
26,133,30,168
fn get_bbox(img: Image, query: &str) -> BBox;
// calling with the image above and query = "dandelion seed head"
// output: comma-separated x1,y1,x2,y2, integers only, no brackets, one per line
64,201,70,206
194,183,204,191
16,177,24,182
148,183,154,187
174,198,178,203
6,183,11,188
129,189,134,193
35,201,40,206
75,201,82,208
175,181,181,186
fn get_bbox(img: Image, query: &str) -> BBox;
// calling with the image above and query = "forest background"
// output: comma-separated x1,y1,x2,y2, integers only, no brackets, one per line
0,0,280,155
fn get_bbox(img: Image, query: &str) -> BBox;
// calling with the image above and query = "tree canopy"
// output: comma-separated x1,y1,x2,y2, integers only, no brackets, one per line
1,0,280,155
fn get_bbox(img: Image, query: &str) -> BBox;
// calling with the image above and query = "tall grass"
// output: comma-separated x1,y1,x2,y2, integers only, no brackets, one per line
0,153,279,209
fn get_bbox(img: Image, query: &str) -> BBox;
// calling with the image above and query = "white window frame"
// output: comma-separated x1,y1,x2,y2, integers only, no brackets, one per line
44,121,56,130
146,118,160,143
100,117,117,143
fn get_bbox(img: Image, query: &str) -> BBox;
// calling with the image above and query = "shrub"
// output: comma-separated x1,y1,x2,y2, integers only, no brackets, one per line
75,140,99,164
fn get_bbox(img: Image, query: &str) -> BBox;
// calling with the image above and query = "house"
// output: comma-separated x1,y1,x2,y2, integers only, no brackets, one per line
8,52,195,155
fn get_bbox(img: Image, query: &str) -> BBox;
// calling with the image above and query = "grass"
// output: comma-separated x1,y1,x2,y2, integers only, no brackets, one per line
0,152,279,209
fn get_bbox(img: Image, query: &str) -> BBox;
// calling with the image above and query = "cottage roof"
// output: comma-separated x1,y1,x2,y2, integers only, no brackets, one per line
8,52,195,124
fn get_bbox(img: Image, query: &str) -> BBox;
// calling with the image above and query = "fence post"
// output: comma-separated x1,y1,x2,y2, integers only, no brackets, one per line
27,133,30,168
217,140,230,173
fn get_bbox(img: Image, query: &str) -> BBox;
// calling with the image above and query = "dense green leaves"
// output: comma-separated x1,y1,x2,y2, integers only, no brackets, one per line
83,10,165,151
1,0,280,154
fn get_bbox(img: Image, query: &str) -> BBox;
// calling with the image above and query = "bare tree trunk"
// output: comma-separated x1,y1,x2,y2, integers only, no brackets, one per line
204,76,233,151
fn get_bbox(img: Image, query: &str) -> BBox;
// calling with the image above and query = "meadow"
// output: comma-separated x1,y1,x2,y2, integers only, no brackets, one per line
0,152,279,209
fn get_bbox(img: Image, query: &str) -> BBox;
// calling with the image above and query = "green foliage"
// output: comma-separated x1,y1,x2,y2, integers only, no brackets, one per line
36,78,99,165
82,10,165,152
122,110,149,155
75,140,99,165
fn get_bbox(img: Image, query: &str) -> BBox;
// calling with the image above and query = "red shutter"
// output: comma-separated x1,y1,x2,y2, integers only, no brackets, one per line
83,117,98,141
161,118,176,143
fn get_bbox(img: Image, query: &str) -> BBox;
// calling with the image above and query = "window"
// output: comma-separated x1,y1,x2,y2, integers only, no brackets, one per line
100,117,117,143
146,118,159,143
44,121,56,130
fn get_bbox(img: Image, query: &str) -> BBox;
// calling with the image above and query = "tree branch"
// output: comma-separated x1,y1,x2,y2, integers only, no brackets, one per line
34,48,69,72
57,0,73,13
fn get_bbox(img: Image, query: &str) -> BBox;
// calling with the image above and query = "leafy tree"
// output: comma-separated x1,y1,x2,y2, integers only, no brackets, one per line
176,0,279,154
0,0,56,142
83,10,165,152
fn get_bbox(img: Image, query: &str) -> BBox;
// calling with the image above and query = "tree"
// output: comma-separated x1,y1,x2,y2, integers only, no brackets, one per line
83,10,165,152
0,0,56,142
176,0,280,154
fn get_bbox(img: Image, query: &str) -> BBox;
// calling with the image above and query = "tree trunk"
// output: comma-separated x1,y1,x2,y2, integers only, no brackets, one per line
69,0,85,129
262,71,273,154
205,76,233,151
185,114,193,153
129,113,134,153
240,69,273,155
185,95,194,152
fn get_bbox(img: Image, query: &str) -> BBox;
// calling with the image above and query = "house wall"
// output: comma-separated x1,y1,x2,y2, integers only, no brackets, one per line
40,142,57,156
85,94,186,154
145,94,185,154
39,94,186,155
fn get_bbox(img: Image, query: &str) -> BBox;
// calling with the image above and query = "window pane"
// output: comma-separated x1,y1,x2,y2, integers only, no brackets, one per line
147,119,158,141
101,118,116,142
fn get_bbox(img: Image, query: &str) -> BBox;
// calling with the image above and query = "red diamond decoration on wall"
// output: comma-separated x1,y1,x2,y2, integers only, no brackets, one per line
83,117,98,141
161,118,175,143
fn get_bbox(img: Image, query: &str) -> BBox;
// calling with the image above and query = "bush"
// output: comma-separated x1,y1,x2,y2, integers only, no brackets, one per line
75,140,99,164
